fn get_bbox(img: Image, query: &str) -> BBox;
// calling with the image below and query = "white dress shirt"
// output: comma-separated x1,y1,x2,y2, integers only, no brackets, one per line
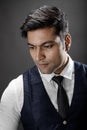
0,56,74,130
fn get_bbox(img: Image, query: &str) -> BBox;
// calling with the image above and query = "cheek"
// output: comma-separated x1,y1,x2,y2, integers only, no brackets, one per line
46,50,60,62
48,48,65,65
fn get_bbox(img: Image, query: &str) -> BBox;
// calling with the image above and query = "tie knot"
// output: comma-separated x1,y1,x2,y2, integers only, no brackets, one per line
52,76,63,85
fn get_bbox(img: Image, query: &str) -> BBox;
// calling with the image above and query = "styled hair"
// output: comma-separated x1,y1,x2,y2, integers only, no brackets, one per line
20,5,69,38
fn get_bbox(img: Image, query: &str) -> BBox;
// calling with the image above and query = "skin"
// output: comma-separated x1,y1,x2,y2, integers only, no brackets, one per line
27,27,71,74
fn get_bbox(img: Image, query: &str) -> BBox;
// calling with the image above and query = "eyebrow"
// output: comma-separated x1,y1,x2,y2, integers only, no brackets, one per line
27,40,55,47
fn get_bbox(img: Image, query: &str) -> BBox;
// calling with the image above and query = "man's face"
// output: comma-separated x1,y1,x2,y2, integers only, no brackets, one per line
27,27,70,74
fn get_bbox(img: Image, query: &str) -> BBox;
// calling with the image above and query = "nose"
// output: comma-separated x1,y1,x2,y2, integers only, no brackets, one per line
35,47,45,62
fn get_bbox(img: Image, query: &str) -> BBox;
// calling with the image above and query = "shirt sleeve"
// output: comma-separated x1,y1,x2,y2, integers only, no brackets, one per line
0,75,24,130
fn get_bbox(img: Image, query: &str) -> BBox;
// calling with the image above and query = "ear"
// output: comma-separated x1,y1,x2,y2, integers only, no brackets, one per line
65,33,71,52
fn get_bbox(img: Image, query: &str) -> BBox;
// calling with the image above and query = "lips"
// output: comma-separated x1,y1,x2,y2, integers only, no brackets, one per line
38,63,49,68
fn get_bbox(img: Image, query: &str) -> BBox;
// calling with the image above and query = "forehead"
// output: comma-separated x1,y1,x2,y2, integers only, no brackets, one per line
27,27,57,45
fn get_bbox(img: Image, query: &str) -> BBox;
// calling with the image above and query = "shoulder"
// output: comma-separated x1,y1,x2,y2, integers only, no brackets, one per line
3,74,23,95
23,65,39,80
0,75,24,128
74,61,87,76
1,74,24,113
24,65,38,74
74,61,87,69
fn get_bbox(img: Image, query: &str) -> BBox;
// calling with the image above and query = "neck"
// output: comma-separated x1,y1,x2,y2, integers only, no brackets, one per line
54,56,69,74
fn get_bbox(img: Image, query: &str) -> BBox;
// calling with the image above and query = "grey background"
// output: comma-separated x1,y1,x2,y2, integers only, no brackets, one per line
0,0,87,129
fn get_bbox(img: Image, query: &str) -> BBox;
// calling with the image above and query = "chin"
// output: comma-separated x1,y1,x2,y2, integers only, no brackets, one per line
39,69,53,74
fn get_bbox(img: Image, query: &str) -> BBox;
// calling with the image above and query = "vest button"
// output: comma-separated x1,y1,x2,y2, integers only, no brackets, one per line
63,120,67,125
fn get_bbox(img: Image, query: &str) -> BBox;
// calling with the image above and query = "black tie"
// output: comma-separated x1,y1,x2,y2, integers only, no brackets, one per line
52,76,69,118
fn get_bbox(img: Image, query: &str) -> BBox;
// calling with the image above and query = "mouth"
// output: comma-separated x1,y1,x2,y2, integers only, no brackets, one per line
38,63,49,68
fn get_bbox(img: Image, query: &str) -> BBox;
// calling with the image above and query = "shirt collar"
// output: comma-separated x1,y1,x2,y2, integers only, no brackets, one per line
39,55,74,82
60,56,74,80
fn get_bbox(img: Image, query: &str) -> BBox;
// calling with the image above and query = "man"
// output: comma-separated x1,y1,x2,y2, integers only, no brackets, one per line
0,5,87,130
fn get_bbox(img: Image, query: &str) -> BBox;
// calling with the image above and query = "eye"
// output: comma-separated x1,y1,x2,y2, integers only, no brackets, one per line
43,43,54,49
28,44,35,50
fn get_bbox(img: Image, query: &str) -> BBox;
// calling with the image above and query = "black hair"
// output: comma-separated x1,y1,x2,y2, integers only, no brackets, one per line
20,5,69,38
